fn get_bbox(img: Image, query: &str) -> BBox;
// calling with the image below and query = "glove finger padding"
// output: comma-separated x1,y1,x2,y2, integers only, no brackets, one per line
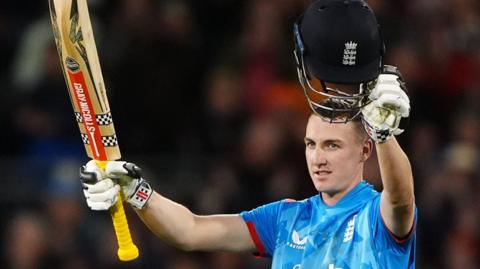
84,178,117,194
80,160,121,211
105,161,153,210
105,161,129,175
106,161,142,178
362,101,399,127
385,110,402,128
80,160,104,184
85,198,116,211
376,93,409,117
105,161,141,198
363,107,397,130
85,184,120,203
83,180,120,211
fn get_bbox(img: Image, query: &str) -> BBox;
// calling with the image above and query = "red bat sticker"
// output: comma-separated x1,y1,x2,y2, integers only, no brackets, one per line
67,66,107,160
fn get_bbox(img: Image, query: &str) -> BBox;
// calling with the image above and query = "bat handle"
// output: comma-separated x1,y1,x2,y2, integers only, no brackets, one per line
110,195,139,261
96,160,139,261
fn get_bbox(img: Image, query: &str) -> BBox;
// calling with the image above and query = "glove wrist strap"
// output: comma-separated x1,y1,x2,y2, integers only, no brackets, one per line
127,179,153,209
361,117,393,143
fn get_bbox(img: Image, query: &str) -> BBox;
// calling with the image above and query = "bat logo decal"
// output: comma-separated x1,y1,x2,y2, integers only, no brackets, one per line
66,57,80,72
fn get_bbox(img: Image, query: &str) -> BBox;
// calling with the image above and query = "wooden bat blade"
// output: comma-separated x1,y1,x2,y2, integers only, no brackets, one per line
48,0,139,261
49,0,120,161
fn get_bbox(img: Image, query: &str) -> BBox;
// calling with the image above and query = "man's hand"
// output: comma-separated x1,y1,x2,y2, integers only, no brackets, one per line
80,160,153,210
361,66,410,143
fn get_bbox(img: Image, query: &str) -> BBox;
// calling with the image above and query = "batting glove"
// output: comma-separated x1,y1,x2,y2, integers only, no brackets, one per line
80,160,153,210
361,65,410,143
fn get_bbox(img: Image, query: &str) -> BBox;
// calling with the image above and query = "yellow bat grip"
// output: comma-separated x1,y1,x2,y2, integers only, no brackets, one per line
110,195,139,261
96,160,139,261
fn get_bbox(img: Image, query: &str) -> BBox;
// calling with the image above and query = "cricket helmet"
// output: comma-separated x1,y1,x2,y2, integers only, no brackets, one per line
293,0,385,122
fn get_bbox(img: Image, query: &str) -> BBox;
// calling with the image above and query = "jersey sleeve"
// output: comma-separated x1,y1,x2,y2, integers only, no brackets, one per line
368,195,417,252
240,200,285,257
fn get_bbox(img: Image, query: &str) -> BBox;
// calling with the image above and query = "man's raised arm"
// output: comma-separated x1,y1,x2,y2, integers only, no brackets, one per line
80,160,256,252
376,138,415,238
361,66,415,238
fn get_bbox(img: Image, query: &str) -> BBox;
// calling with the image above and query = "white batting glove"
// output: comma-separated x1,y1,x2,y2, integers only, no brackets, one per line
361,66,410,143
105,161,153,209
80,160,119,210
80,160,153,210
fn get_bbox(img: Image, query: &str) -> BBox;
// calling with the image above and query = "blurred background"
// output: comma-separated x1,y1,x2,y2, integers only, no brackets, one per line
0,0,479,268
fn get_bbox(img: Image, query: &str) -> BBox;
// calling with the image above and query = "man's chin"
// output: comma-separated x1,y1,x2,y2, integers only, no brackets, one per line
312,178,333,193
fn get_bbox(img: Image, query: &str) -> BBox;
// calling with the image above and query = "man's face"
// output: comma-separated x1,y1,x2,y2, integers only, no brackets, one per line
305,114,369,198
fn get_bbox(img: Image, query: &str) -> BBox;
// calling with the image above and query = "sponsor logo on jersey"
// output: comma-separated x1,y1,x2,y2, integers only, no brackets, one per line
287,230,308,250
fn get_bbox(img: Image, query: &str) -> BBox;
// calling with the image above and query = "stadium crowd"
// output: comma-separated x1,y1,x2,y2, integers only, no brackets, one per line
0,0,479,268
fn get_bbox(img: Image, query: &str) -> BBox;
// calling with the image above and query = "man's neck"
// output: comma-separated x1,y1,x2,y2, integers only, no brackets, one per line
321,177,362,206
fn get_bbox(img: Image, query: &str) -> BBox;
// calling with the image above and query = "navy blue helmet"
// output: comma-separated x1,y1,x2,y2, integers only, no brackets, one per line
293,0,385,121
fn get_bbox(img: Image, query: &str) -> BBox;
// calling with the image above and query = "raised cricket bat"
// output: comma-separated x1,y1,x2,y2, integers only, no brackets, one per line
48,0,139,261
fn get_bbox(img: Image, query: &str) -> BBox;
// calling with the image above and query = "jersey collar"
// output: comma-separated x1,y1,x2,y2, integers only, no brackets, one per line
317,180,377,210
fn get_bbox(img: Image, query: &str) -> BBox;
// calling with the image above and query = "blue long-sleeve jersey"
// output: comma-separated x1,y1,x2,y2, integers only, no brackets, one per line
241,180,416,269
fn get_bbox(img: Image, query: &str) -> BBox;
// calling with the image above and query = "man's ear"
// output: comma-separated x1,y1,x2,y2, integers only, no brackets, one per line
361,138,373,162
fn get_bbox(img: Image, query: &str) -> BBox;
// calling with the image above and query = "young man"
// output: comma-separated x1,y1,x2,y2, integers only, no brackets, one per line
81,0,416,268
